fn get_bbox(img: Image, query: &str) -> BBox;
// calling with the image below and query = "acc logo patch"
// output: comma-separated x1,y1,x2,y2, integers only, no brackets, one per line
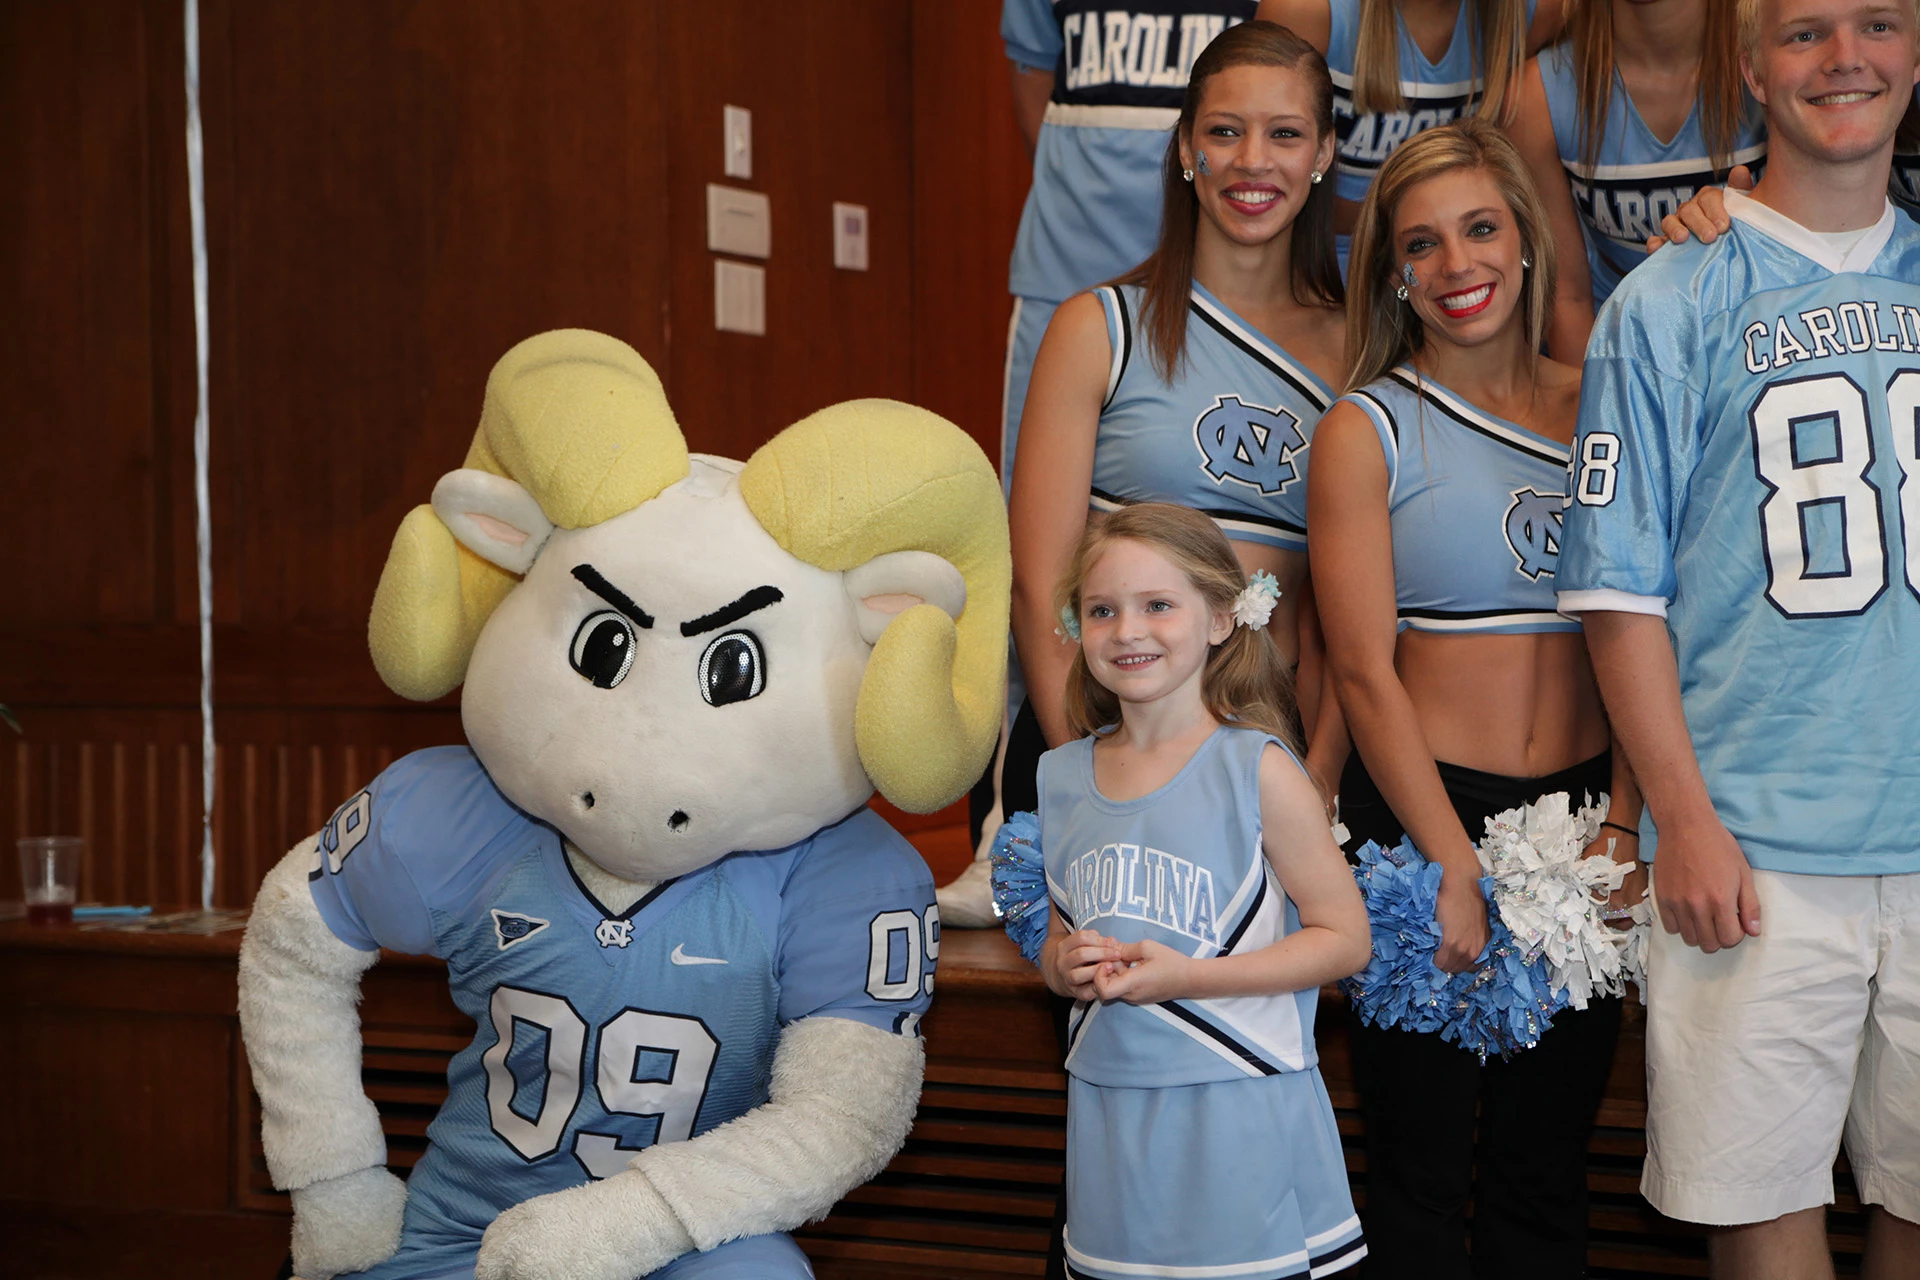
1193,395,1308,494
1504,487,1565,581
491,909,551,951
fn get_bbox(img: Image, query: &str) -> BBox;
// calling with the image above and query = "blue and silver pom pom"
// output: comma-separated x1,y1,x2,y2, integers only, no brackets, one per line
989,811,1049,966
1342,836,1570,1061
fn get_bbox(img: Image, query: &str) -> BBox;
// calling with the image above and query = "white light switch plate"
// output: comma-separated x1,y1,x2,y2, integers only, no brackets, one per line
723,105,752,180
833,202,869,271
707,184,771,259
715,260,765,335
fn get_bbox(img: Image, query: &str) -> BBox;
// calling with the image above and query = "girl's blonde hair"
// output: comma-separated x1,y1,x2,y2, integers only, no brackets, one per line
1566,0,1747,177
1352,0,1530,122
1055,503,1302,752
1343,118,1557,394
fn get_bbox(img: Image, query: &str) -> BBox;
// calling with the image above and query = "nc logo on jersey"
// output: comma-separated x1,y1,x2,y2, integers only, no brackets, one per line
1193,395,1307,495
595,918,634,949
1504,488,1565,581
491,909,550,951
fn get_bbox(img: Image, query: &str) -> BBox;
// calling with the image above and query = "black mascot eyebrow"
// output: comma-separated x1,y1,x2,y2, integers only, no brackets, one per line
681,585,784,637
571,563,655,629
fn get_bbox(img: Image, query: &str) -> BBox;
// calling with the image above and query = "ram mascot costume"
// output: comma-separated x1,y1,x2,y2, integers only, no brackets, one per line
238,330,1008,1280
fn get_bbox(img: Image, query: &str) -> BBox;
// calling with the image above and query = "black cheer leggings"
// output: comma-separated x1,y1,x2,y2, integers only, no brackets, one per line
1339,752,1622,1280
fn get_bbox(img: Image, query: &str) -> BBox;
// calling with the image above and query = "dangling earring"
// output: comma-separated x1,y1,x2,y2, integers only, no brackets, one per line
1183,167,1194,183
1395,284,1410,302
1310,170,1322,184
1521,254,1533,269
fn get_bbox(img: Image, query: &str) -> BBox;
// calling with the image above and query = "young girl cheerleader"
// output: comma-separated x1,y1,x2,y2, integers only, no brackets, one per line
1011,20,1345,802
1307,119,1643,1277
1255,0,1565,271
1508,0,1765,359
1035,501,1371,1280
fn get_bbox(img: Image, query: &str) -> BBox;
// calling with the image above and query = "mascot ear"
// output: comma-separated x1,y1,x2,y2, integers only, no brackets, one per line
431,468,556,575
843,550,967,645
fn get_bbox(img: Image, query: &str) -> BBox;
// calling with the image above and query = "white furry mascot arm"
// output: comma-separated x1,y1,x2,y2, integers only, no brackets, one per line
476,1017,923,1279
239,842,407,1279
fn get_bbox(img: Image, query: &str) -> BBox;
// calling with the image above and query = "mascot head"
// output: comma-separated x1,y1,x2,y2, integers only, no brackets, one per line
365,329,1008,881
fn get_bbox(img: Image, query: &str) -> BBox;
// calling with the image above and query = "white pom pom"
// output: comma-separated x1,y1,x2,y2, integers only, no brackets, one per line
1475,792,1648,1008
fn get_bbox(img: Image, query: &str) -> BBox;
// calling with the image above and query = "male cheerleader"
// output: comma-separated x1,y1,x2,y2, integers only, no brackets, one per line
1557,1,1920,1277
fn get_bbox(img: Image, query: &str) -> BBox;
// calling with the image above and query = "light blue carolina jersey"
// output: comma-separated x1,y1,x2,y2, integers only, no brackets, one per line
307,747,937,1279
1040,727,1321,1087
1558,195,1920,876
1340,367,1580,634
1537,43,1767,305
1088,280,1332,550
1003,0,1254,302
1327,0,1536,205
1894,87,1920,220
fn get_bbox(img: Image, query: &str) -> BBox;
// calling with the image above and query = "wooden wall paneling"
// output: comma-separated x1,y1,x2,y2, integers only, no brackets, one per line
909,0,1032,467
200,0,672,709
659,2,915,461
0,0,183,629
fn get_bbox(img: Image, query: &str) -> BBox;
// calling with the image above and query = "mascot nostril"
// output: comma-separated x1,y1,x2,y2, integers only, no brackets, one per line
241,329,1009,1280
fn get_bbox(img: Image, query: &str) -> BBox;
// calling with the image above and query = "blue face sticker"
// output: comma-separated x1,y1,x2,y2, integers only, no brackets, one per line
1401,262,1418,289
1196,151,1212,176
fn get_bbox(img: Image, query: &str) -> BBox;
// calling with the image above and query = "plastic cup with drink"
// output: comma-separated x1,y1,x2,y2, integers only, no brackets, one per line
19,836,82,926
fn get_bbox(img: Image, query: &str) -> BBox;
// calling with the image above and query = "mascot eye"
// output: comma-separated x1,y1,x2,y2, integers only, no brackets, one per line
569,611,637,689
699,630,765,706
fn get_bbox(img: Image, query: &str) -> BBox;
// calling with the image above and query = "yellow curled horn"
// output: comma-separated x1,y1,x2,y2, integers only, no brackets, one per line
740,400,1010,813
368,329,690,700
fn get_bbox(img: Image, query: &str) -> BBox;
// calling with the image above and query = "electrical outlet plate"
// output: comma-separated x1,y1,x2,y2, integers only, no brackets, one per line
707,184,771,259
715,260,765,335
723,105,752,180
833,202,869,271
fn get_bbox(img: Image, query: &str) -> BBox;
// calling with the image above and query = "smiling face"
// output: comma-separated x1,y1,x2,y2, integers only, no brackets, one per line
1181,61,1337,248
1390,166,1531,350
1743,0,1920,166
1077,538,1232,716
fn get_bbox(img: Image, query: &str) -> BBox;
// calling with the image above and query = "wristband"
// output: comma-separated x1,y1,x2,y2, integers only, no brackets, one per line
1600,821,1640,839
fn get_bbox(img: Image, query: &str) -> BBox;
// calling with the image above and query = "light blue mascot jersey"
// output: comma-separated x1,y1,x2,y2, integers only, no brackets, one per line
1002,0,1254,304
1326,0,1536,206
1558,196,1920,877
307,747,938,1279
1041,727,1320,1085
1536,42,1767,305
1089,280,1332,550
1340,367,1580,635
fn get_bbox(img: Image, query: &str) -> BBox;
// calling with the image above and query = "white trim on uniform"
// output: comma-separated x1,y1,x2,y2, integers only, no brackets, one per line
1561,142,1769,183
1188,290,1334,411
1043,102,1179,131
1725,189,1896,276
1327,68,1478,99
1401,611,1570,632
1392,366,1570,463
1137,1001,1268,1078
1065,1228,1316,1278
1556,588,1668,618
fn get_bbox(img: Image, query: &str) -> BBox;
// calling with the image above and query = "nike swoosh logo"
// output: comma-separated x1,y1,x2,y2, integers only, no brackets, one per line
670,944,728,966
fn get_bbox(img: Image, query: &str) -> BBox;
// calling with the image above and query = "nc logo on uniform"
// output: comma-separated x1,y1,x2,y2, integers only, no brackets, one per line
595,918,634,949
1193,395,1307,495
1504,487,1565,581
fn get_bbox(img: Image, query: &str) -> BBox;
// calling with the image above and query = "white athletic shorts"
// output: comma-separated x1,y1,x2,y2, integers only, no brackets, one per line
1641,868,1920,1226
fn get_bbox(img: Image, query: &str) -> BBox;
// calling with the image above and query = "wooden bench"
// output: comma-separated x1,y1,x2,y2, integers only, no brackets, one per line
0,918,1871,1277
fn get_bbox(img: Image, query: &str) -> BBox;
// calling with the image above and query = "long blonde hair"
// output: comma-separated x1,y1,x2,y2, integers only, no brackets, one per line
1566,0,1747,176
1055,504,1302,752
1351,0,1530,122
1343,119,1557,394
